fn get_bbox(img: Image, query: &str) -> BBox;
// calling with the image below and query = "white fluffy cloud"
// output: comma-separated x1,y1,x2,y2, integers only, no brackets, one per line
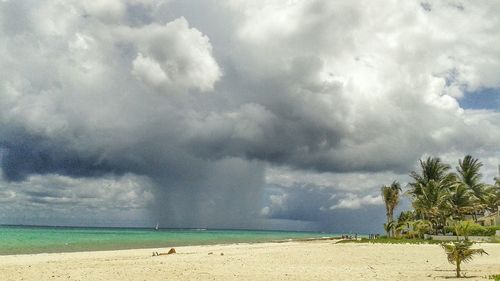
265,166,408,192
237,0,500,219
0,0,499,231
329,194,382,210
0,170,155,225
223,0,500,169
129,18,222,92
0,172,154,208
0,0,222,170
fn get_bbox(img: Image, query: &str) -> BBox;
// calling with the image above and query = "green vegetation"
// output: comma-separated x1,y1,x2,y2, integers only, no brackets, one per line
442,240,487,278
381,181,401,237
337,237,441,244
444,224,500,236
441,221,488,278
380,155,499,238
488,274,500,281
378,155,498,278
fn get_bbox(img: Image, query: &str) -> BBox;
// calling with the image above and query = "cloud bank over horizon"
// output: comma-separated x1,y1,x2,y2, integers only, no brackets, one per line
0,0,499,232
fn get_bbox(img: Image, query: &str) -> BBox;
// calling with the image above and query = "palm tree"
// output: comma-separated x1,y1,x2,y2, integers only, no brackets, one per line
412,219,432,239
409,157,455,197
383,221,395,238
442,240,487,277
395,210,415,237
449,183,474,220
482,185,500,213
381,181,401,237
408,157,455,234
411,180,451,234
456,155,486,221
442,221,488,277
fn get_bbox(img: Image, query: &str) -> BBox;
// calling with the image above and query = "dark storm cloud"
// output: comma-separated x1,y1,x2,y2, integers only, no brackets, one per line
260,184,388,233
0,132,122,181
0,0,499,231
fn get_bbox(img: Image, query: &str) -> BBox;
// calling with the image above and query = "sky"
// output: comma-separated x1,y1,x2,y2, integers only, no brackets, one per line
0,0,499,233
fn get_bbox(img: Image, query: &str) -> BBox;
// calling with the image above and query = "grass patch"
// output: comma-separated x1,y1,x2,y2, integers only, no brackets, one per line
338,235,500,244
489,274,500,281
337,237,442,244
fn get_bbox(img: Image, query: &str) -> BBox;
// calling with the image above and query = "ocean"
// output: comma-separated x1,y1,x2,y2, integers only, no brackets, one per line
0,225,341,255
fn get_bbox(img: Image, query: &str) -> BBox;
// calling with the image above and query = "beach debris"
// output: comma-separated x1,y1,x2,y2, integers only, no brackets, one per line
208,252,213,255
220,252,224,256
152,248,176,256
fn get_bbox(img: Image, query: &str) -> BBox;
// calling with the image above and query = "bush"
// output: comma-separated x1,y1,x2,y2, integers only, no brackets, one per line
489,274,500,281
466,223,488,236
444,226,456,235
484,225,500,236
467,224,500,236
447,221,499,236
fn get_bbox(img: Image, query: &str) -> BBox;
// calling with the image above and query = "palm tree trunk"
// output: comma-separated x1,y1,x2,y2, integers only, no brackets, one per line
387,212,394,237
456,259,461,278
386,213,391,237
440,216,447,235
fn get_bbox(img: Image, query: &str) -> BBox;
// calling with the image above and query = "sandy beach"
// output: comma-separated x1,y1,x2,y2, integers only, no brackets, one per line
1,241,499,281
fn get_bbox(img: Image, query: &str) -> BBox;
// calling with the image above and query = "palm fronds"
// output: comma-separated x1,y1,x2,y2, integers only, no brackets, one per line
381,181,401,237
441,240,488,277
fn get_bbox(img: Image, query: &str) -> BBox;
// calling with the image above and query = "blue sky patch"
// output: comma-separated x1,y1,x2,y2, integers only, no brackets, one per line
459,88,500,110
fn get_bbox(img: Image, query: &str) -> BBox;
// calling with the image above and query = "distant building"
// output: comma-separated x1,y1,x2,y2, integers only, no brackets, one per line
477,208,500,226
478,165,500,226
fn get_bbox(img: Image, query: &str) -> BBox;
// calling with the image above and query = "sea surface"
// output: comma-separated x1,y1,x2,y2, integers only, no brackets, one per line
0,225,342,255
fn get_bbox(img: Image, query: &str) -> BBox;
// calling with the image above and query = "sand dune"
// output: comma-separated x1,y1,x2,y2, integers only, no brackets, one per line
1,241,499,281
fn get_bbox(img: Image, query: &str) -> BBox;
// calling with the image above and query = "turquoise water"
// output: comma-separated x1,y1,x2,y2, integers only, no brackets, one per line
0,226,339,255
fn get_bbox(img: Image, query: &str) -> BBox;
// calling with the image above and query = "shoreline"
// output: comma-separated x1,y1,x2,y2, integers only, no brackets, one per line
1,240,499,281
0,236,344,257
0,232,344,256
0,226,345,256
0,237,346,258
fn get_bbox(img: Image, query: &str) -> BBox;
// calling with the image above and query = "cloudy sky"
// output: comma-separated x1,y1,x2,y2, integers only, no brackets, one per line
0,0,499,233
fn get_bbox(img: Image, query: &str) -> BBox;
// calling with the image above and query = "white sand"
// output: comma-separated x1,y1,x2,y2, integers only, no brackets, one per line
1,241,499,281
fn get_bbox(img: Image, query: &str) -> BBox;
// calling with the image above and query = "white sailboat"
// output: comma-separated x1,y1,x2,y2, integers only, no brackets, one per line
154,222,159,231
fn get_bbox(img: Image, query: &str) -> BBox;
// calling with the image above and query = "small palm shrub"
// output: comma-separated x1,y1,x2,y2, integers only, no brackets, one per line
441,221,488,278
441,240,488,277
488,274,500,281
